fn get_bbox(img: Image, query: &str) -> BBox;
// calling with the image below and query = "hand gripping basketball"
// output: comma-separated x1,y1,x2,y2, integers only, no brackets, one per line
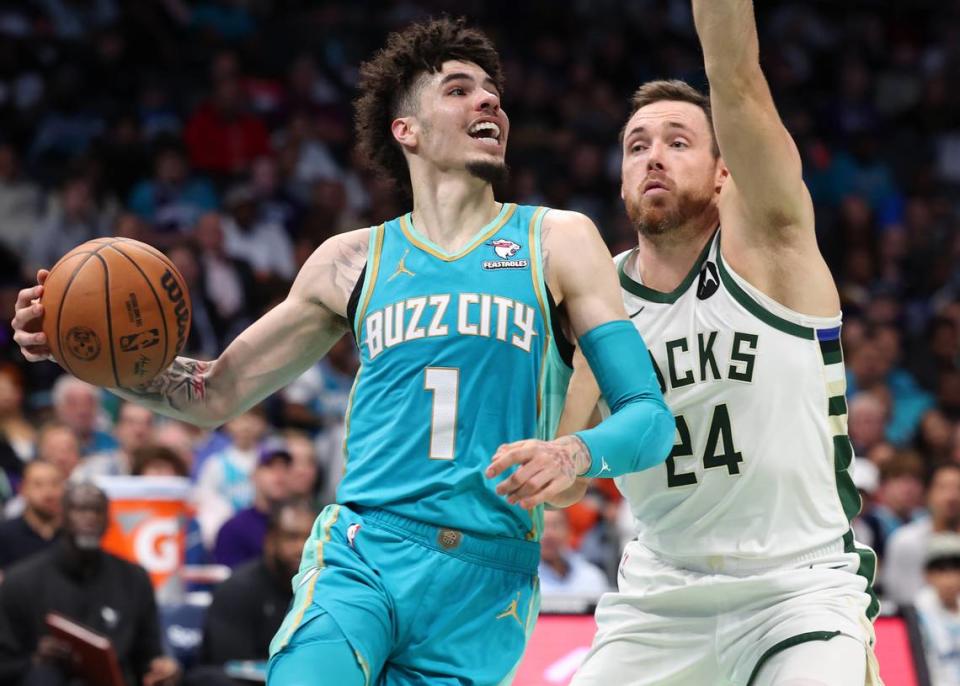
12,269,52,363
13,238,192,388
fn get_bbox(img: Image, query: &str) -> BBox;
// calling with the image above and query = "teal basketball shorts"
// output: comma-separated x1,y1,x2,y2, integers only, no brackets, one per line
268,504,541,685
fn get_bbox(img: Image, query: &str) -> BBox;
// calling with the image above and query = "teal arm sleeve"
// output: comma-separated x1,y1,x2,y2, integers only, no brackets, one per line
573,320,675,477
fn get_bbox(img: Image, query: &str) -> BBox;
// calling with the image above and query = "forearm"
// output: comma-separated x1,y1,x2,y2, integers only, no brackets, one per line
574,321,675,478
115,297,346,429
111,357,227,428
693,0,760,85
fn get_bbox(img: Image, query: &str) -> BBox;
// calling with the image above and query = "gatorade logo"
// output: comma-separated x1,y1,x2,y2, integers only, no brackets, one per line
133,517,180,574
161,270,190,353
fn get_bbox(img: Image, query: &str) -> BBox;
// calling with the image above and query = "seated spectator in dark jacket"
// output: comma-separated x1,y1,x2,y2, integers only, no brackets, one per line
0,482,179,686
213,444,291,568
186,499,316,686
0,460,64,575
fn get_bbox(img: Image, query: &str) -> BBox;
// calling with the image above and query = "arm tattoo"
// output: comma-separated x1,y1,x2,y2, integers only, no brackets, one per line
555,434,592,477
315,234,369,313
124,358,212,413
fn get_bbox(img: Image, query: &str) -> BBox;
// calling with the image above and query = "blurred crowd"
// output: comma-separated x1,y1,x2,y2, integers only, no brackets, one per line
0,0,958,682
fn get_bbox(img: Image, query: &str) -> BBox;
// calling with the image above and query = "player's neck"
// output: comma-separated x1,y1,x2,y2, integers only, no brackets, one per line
410,173,500,254
632,212,718,293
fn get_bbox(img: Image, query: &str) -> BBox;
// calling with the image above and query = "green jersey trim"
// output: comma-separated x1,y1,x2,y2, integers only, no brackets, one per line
617,235,713,304
715,245,816,340
746,631,843,686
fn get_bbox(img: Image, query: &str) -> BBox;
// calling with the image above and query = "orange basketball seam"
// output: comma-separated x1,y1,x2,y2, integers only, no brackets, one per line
106,243,173,378
52,250,102,381
91,252,123,389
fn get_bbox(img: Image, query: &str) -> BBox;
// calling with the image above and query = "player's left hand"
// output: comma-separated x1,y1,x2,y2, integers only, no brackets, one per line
486,435,591,509
142,655,180,686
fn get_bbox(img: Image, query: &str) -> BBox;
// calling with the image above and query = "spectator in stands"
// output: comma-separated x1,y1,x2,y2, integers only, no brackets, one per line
281,336,358,435
863,452,926,562
131,445,188,478
74,401,154,479
0,482,179,685
885,463,960,604
191,212,257,343
151,420,199,476
849,391,892,460
188,499,316,685
0,460,63,574
852,458,882,552
214,442,291,568
5,422,80,519
915,533,960,685
127,137,217,240
283,430,320,505
183,57,269,177
50,376,116,456
0,363,35,493
221,183,296,283
0,142,42,258
538,509,610,597
250,155,302,239
25,174,109,280
195,408,267,548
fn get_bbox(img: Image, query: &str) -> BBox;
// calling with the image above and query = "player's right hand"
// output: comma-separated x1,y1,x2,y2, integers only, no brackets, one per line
12,269,53,363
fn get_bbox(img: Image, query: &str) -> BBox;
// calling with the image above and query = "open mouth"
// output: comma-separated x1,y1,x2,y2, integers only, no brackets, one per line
468,121,502,146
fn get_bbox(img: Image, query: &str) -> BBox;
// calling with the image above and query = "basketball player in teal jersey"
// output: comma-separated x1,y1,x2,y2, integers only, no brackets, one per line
12,18,674,685
560,2,882,685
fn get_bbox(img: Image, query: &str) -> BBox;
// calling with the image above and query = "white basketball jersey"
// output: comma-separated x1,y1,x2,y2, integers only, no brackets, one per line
615,232,875,602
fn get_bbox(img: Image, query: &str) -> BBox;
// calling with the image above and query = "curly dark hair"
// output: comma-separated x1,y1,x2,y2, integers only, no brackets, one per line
354,17,505,194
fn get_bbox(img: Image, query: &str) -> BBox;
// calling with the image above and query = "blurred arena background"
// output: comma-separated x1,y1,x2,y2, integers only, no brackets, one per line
0,1,957,684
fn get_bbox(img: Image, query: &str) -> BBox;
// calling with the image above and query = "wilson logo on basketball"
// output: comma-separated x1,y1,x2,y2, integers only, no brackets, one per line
161,270,190,354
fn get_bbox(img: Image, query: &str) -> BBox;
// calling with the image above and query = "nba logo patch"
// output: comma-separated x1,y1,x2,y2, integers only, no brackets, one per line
347,523,361,547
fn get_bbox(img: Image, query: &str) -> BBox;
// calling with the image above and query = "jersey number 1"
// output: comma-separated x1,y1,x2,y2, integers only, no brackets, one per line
666,403,742,487
425,367,459,460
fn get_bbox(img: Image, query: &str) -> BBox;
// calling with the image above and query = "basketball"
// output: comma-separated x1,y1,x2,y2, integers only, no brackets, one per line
41,238,192,389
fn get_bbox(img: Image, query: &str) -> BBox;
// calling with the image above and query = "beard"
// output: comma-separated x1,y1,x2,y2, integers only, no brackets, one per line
466,159,509,186
626,186,714,237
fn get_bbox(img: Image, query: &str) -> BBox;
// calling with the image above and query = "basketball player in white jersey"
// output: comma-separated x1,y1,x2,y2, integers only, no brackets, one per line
558,2,882,685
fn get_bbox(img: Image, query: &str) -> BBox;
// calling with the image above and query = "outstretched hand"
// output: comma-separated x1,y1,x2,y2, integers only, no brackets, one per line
486,435,591,510
11,269,52,363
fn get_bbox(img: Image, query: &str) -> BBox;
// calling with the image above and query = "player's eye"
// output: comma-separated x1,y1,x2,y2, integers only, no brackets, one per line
671,140,689,149
631,143,648,153
448,87,466,96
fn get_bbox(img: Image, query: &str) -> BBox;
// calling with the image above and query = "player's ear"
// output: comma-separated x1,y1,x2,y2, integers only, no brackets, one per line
714,157,730,195
391,116,418,152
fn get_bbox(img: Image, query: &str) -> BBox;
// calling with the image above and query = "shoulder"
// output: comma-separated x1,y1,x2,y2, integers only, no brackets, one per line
2,547,54,588
212,560,261,600
290,227,373,318
540,209,599,239
104,552,154,586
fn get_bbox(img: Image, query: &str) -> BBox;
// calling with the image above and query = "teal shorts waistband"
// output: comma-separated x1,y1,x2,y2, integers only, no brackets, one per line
353,506,540,576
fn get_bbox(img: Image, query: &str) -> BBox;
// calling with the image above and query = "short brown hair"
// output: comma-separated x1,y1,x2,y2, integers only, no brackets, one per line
354,17,505,194
131,445,188,477
622,79,719,158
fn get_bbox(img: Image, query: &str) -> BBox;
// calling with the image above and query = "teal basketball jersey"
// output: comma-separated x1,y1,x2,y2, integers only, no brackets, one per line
339,203,571,541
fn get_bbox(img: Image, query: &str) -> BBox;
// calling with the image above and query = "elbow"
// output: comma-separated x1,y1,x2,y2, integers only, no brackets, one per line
633,405,675,472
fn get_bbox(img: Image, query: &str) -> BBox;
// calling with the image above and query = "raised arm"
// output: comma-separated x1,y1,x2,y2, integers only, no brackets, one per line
13,229,370,428
692,0,811,234
692,0,838,314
